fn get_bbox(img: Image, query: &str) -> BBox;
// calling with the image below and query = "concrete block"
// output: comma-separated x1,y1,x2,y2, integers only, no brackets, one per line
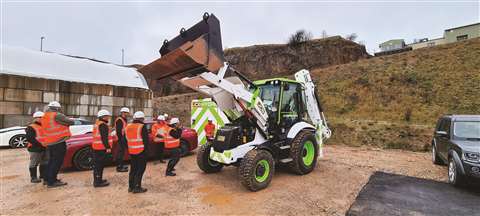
4,89,43,102
0,88,3,101
58,93,70,105
91,85,113,96
66,104,89,116
3,115,31,127
89,95,101,105
88,106,99,116
125,98,135,107
113,86,127,97
101,96,113,106
0,101,24,115
24,77,59,92
0,115,4,128
5,75,25,89
24,102,47,115
69,94,90,105
112,97,125,107
99,106,113,114
0,75,8,88
70,83,90,94
59,80,71,93
43,92,61,103
143,108,153,117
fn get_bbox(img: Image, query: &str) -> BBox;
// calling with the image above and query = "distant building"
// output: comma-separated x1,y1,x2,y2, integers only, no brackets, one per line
375,39,412,56
407,22,479,50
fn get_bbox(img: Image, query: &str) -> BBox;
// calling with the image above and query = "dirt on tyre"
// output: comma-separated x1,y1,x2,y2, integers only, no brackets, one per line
289,130,318,175
197,143,223,173
239,149,275,192
73,147,93,170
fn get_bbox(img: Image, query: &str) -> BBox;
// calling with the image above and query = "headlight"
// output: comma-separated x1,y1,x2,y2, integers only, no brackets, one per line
463,152,480,163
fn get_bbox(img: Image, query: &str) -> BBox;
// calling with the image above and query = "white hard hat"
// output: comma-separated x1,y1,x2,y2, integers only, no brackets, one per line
170,117,179,125
157,115,165,121
133,111,145,119
164,113,169,117
97,109,111,118
120,107,130,113
48,101,61,108
33,111,44,118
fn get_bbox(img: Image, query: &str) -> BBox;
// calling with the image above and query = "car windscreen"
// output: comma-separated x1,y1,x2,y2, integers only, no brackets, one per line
453,121,480,140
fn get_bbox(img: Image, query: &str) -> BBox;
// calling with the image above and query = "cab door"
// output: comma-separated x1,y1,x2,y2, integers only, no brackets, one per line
435,118,451,159
278,82,304,131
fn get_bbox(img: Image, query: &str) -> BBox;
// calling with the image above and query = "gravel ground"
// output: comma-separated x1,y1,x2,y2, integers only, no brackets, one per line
0,145,446,215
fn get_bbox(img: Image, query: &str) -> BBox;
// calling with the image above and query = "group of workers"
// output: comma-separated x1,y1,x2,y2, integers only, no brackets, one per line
25,101,183,194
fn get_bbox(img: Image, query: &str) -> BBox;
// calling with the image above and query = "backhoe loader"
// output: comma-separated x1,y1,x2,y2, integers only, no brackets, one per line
139,13,331,191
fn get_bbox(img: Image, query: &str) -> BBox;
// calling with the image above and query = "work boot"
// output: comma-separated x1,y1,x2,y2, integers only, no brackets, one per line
132,187,147,193
165,171,176,177
29,167,41,183
54,179,67,186
116,166,128,172
47,181,67,188
94,181,110,188
128,187,133,193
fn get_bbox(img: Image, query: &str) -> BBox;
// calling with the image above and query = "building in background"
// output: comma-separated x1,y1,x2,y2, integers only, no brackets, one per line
375,39,412,56
0,46,153,128
408,37,446,50
444,23,480,43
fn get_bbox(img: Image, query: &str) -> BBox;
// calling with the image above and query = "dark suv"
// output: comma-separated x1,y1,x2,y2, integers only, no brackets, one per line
432,115,480,186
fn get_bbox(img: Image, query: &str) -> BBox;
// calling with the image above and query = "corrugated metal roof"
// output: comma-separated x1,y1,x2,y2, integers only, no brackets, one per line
1,45,149,89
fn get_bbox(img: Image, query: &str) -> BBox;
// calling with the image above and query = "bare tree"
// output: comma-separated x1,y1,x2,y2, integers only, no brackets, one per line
321,30,328,39
288,29,313,47
345,33,358,41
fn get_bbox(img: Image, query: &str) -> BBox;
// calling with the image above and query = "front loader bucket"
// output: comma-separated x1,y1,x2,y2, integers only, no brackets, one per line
139,13,225,81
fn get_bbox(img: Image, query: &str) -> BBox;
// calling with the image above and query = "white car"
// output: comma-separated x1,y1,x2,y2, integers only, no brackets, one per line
0,118,93,148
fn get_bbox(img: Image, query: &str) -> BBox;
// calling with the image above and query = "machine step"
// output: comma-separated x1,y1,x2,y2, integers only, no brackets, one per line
279,145,290,150
279,158,293,163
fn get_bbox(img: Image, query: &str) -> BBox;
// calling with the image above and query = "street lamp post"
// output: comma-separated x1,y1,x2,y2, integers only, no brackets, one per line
40,36,45,51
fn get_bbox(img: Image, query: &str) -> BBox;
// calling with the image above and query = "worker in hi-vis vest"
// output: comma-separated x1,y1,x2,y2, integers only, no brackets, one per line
151,115,168,163
204,119,216,141
114,107,130,172
125,111,149,193
163,118,182,176
91,110,113,187
41,101,74,188
26,111,48,184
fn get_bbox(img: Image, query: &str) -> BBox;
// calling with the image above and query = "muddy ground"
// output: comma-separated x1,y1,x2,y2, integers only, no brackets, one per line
0,145,446,215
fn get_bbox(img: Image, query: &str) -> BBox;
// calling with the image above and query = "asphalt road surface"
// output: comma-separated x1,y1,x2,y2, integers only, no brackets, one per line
347,172,480,216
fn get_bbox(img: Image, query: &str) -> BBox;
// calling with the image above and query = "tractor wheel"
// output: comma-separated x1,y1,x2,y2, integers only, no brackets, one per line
239,149,275,192
289,130,318,175
197,143,223,173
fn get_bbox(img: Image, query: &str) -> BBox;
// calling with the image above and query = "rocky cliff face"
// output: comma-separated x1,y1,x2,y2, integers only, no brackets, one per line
148,36,368,96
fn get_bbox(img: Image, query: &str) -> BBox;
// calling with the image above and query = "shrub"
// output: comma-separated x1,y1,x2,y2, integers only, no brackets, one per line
288,29,313,47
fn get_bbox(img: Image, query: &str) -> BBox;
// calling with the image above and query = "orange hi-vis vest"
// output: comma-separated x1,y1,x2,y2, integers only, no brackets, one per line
41,112,71,145
205,122,216,138
27,123,46,148
92,120,114,151
163,127,180,149
125,123,145,155
115,117,127,137
151,123,168,143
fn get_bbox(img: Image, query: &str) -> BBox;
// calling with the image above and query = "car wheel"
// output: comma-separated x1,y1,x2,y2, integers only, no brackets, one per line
180,140,190,157
9,134,28,148
448,157,466,187
432,142,443,165
73,147,94,171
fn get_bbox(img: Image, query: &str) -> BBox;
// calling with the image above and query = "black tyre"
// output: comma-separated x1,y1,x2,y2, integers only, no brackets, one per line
179,140,190,157
73,147,93,171
432,141,443,165
448,157,466,187
239,149,275,192
289,130,318,175
9,134,28,148
197,143,223,173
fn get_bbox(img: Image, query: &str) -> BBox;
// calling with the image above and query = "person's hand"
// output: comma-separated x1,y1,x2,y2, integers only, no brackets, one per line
106,148,111,153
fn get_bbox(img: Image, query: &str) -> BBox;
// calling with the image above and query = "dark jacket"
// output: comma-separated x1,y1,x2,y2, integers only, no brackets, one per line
115,117,127,143
26,122,45,152
169,126,182,139
98,119,111,149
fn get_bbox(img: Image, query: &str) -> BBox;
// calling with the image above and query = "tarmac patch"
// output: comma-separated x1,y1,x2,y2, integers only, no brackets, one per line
347,171,480,216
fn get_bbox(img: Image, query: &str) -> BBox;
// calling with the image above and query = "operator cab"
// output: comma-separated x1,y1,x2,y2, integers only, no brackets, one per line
252,78,309,139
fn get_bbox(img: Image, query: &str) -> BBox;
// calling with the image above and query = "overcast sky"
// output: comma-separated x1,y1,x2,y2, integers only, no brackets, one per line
2,1,479,65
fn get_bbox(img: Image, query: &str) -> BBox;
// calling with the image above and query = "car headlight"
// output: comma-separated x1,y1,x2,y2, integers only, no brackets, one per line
463,152,480,163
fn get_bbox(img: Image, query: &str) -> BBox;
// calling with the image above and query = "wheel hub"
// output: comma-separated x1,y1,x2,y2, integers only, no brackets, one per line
256,164,266,177
255,160,270,183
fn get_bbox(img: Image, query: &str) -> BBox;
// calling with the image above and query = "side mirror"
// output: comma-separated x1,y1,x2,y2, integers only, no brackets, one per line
436,131,448,136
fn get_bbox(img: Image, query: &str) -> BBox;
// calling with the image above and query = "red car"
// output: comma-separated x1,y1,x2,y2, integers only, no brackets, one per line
63,121,198,170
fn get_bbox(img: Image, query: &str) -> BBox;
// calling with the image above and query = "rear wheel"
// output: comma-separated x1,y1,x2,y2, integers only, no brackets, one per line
197,143,223,173
73,147,93,170
289,130,318,175
9,134,27,148
239,149,275,192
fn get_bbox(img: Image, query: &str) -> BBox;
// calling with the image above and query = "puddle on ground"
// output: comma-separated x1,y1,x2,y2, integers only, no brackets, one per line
196,185,233,206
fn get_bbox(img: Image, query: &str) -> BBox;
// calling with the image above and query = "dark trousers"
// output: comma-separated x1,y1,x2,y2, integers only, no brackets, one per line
115,139,127,168
156,142,164,161
46,142,67,185
93,150,106,183
166,148,180,173
129,152,147,189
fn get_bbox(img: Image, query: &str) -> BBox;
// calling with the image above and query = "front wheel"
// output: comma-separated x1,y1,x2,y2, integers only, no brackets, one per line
448,157,466,187
197,143,223,173
73,147,93,170
9,134,27,148
289,130,318,175
239,149,275,192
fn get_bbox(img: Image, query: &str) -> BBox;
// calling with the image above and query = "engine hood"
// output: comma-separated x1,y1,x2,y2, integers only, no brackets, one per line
452,140,480,153
0,126,26,133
